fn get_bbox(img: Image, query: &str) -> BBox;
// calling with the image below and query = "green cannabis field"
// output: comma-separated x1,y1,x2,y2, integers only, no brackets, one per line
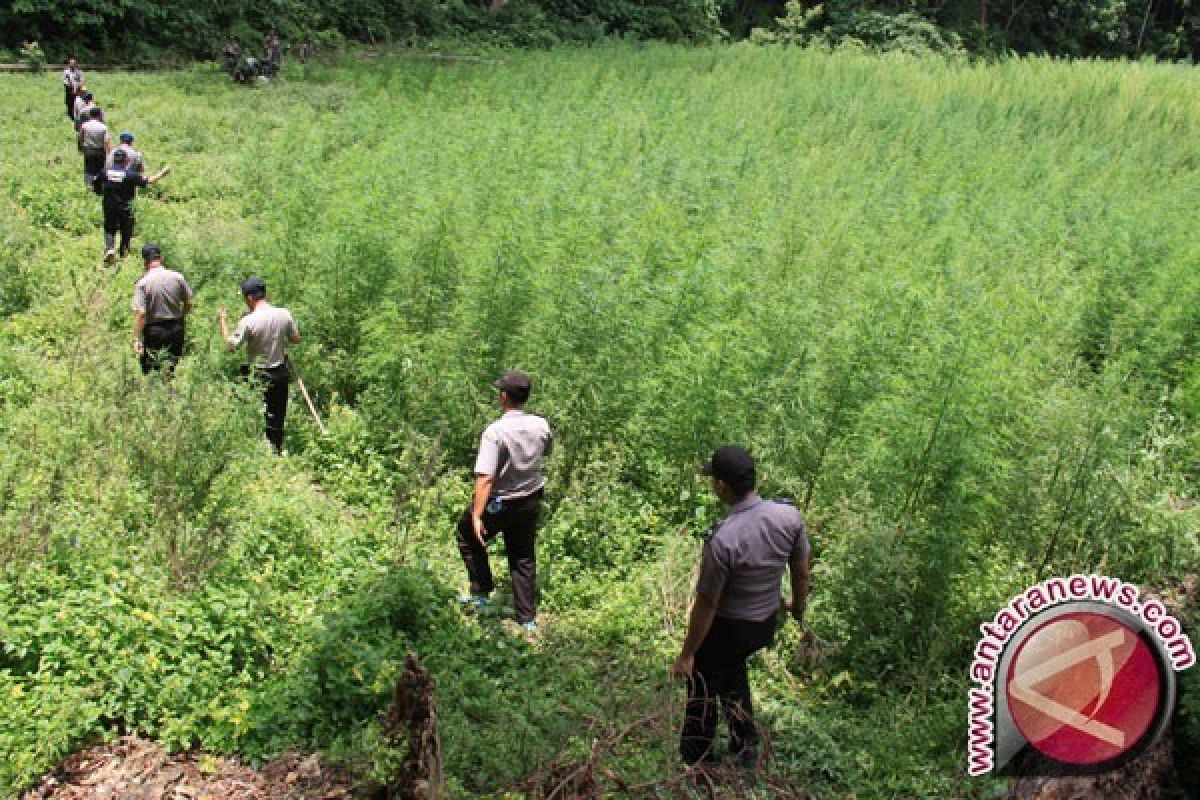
1,45,1198,798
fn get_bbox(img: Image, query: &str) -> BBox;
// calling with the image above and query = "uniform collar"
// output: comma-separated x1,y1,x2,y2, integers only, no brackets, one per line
729,492,763,514
501,409,526,418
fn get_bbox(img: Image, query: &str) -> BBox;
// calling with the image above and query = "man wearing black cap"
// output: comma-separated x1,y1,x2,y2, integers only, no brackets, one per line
73,90,97,131
671,446,811,768
132,244,193,375
92,149,171,263
456,371,553,631
219,279,301,454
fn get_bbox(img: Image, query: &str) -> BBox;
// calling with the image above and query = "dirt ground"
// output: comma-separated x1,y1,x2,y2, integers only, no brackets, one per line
20,736,360,800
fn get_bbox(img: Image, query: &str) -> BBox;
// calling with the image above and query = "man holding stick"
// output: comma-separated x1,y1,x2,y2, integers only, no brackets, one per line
219,278,301,454
671,446,811,769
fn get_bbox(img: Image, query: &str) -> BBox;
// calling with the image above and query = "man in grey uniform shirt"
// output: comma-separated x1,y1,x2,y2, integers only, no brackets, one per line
219,278,301,454
671,446,811,768
132,244,193,375
456,370,553,631
106,132,144,174
78,107,111,189
63,59,84,120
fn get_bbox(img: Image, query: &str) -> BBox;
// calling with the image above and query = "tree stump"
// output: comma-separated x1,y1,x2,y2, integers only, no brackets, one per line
382,652,444,800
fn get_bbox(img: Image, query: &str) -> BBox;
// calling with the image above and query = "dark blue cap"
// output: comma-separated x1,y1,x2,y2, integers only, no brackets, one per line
240,277,267,297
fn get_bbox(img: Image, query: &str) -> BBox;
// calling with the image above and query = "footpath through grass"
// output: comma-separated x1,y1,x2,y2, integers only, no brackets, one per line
1,45,1199,798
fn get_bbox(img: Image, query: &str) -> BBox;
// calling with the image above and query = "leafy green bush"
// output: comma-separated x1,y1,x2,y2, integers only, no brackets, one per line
753,1,964,54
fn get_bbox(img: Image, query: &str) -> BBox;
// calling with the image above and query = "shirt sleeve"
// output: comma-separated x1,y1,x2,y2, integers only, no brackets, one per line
132,283,146,313
287,312,299,339
543,421,554,458
228,316,248,349
133,174,149,188
789,514,810,562
694,537,729,604
474,428,501,476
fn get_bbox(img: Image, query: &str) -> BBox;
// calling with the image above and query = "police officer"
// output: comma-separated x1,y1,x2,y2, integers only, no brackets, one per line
456,371,553,631
671,446,811,768
132,244,193,375
73,90,97,131
62,58,84,120
218,279,301,454
92,148,171,263
106,131,144,174
78,106,111,189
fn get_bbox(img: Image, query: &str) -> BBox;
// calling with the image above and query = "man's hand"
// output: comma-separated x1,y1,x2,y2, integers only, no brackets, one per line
671,653,694,681
471,514,487,546
785,598,805,625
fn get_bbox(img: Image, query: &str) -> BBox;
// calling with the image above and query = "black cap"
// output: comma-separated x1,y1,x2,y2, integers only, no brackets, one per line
240,277,267,298
141,243,161,260
112,148,128,164
493,370,532,394
82,91,93,101
702,446,756,489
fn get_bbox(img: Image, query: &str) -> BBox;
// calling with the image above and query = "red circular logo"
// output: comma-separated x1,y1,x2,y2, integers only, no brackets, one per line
1006,611,1161,765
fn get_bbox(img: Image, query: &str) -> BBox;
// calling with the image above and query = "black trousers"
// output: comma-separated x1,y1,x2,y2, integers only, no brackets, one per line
84,149,105,189
65,86,76,119
680,613,778,765
140,319,185,375
103,205,135,256
455,490,542,624
255,365,289,453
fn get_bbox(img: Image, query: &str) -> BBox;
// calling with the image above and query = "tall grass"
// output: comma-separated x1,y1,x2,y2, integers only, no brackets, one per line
0,47,1197,798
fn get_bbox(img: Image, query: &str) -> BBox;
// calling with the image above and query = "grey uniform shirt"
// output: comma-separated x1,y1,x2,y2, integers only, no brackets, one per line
63,67,84,90
228,302,299,369
474,410,553,500
133,266,193,322
695,493,809,622
106,144,144,173
79,119,108,152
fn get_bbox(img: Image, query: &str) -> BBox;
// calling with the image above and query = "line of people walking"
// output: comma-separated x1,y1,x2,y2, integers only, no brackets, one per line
64,58,172,263
58,53,812,776
60,59,300,458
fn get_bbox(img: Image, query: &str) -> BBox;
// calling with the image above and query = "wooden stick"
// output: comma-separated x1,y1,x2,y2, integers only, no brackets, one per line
287,355,327,435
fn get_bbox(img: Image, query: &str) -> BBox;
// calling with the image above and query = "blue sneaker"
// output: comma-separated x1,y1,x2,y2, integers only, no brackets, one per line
458,593,492,610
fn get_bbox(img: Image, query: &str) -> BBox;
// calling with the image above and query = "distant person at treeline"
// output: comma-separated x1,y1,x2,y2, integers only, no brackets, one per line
92,148,171,262
131,244,193,375
671,446,811,769
219,279,301,455
222,36,240,74
265,30,283,69
78,106,111,189
62,58,84,120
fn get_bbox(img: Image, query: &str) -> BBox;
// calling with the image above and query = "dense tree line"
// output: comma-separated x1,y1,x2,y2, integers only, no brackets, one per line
3,0,1198,60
